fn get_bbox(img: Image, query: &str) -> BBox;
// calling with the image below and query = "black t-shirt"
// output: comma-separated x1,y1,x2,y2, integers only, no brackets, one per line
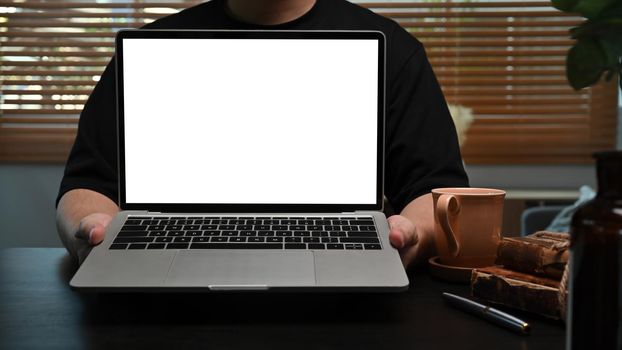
57,0,468,213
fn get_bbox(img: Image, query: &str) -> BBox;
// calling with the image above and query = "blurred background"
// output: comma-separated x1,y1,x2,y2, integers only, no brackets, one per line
1,0,620,247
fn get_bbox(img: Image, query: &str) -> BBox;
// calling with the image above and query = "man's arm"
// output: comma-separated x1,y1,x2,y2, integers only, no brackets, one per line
56,189,120,263
388,193,435,268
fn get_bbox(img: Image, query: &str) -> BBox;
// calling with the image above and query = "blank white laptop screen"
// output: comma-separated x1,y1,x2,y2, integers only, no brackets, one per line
122,38,379,205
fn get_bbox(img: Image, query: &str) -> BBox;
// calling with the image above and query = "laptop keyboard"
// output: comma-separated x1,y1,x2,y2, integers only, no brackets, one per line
109,216,382,251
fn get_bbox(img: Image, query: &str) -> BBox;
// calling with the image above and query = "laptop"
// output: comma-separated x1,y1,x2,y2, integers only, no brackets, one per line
70,29,409,292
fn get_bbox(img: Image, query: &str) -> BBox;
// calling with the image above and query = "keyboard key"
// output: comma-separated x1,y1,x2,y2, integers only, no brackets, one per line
266,237,284,243
109,243,127,250
254,225,270,231
165,225,183,231
237,225,252,230
167,231,185,237
345,244,364,250
201,225,218,230
218,225,235,230
258,231,275,237
285,237,302,243
155,237,173,243
142,220,160,225
203,230,220,236
347,232,378,238
321,237,339,243
359,226,376,232
193,237,210,243
128,243,147,249
211,237,228,242
340,238,380,244
176,220,193,225
327,244,344,250
117,231,149,237
298,220,314,225
350,220,374,225
240,231,257,237
284,243,306,249
294,231,310,237
342,226,357,231
329,232,346,237
303,237,320,243
311,231,328,237
222,231,239,237
147,243,166,249
149,231,167,237
183,225,200,230
148,225,165,230
290,225,305,230
114,237,154,244
308,243,325,250
331,220,348,225
124,219,142,225
248,237,265,243
166,243,189,249
365,244,382,250
275,231,292,237
271,225,287,230
229,237,246,243
121,225,148,231
185,231,202,237
174,237,191,243
315,220,331,225
191,243,282,249
307,225,322,231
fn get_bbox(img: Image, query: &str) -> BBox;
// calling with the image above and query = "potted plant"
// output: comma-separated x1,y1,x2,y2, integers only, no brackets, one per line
552,0,622,91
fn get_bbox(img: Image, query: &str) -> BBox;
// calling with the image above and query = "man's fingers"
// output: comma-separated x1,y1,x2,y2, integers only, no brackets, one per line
75,213,112,245
387,215,418,249
89,226,106,245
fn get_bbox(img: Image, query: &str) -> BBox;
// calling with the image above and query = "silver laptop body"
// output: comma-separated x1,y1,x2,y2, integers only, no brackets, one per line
71,30,409,292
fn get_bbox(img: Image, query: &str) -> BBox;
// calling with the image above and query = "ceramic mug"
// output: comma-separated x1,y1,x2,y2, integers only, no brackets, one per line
432,187,506,268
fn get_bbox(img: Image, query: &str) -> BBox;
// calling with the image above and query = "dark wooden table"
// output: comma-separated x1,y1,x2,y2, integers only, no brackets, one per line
0,248,565,349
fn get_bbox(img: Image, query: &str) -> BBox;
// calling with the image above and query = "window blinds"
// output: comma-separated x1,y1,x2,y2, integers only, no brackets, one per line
0,0,617,162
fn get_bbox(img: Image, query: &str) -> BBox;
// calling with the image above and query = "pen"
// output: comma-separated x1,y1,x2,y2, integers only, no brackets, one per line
442,292,531,335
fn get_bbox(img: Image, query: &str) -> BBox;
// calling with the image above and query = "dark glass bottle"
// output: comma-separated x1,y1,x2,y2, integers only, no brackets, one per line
568,151,622,350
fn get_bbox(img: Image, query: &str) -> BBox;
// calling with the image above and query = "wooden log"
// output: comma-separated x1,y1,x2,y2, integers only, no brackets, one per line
471,266,563,319
495,231,569,279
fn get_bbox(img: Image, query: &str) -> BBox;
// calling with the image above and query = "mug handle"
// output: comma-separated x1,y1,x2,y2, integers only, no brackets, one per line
436,194,461,258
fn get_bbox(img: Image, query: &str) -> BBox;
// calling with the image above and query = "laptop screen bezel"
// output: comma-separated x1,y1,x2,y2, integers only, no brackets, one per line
116,29,385,213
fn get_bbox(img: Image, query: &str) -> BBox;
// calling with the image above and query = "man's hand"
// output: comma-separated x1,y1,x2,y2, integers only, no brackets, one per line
387,193,436,269
388,215,420,268
73,213,113,263
56,189,120,264
75,213,113,245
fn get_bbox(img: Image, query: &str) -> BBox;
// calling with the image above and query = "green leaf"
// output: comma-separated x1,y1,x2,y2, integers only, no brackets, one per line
566,38,608,89
574,0,617,19
593,1,622,20
599,36,622,68
552,0,581,12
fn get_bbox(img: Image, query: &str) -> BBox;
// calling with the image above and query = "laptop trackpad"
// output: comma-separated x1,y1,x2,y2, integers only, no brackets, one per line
165,250,316,289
